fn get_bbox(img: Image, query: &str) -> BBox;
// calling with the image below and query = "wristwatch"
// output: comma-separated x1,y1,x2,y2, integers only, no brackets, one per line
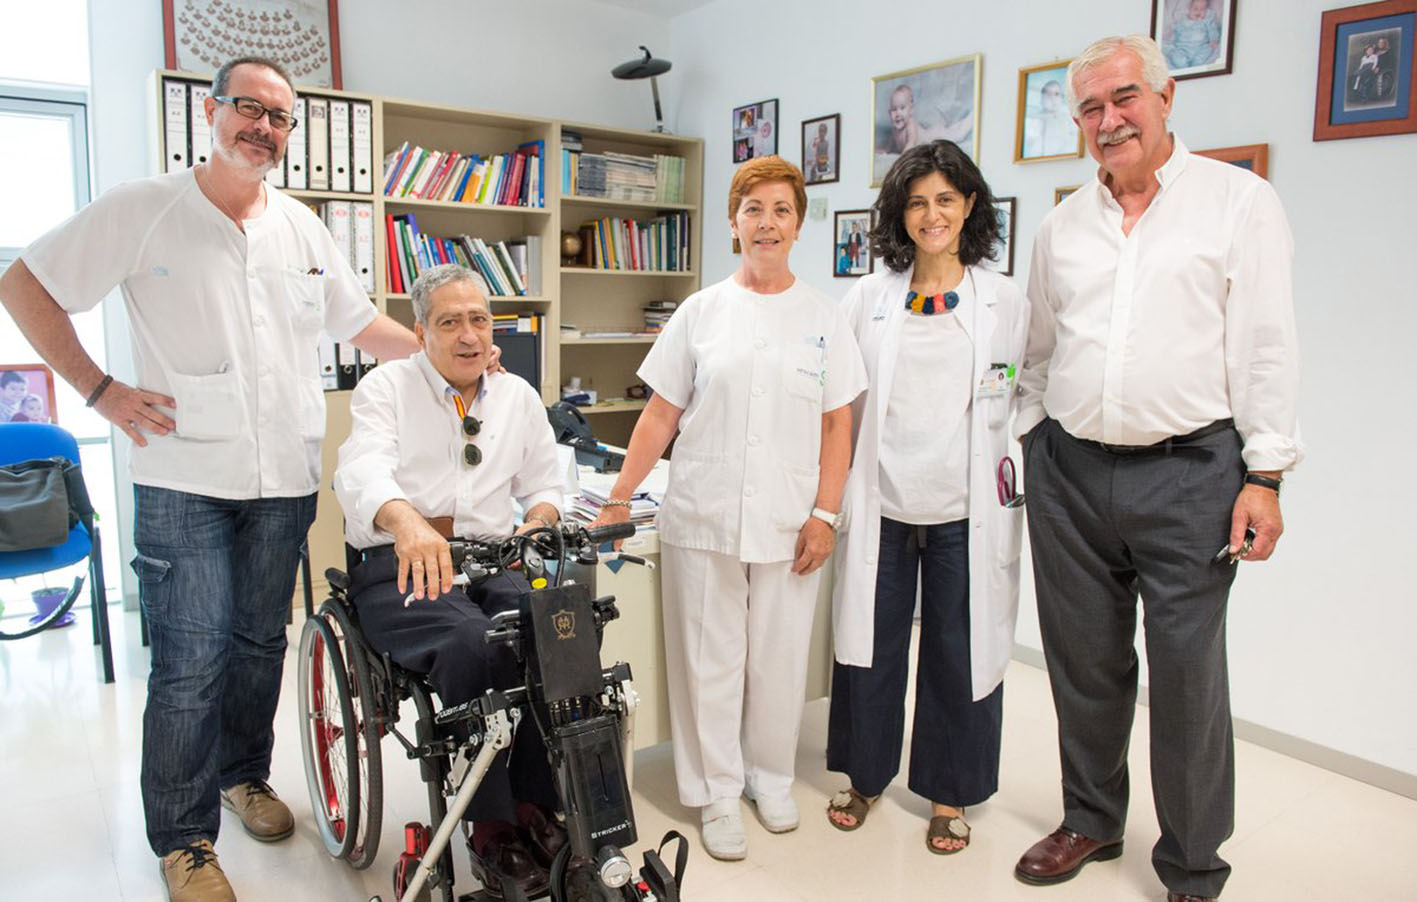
811,507,844,531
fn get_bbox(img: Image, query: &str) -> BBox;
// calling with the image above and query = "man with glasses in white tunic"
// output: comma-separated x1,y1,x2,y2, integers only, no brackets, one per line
0,56,418,902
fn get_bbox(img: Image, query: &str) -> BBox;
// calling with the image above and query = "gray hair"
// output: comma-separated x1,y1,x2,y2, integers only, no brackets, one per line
410,264,491,324
212,56,295,97
1066,35,1170,117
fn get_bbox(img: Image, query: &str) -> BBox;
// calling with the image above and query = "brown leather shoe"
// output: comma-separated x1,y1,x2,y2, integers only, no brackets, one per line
221,779,295,842
1167,894,1218,901
1014,826,1124,885
160,840,236,902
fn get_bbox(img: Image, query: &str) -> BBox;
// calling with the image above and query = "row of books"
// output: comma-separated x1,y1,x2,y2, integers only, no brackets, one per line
162,77,376,194
318,340,374,391
575,213,692,272
385,214,542,297
382,140,544,207
313,201,377,293
561,149,686,204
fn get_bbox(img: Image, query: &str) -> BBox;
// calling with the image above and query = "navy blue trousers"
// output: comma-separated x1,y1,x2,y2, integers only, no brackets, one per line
827,517,1002,806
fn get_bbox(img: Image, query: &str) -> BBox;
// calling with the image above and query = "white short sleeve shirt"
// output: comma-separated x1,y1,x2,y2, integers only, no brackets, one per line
21,169,378,499
638,276,867,562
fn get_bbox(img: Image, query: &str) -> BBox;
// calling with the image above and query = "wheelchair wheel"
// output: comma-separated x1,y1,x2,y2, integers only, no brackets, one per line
298,613,360,860
320,599,384,870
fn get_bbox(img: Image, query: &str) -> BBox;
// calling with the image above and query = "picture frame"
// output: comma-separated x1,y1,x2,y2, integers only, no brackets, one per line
801,114,841,185
163,0,343,89
732,99,779,163
1014,61,1083,163
983,197,1017,277
871,54,981,186
1055,185,1080,205
1313,0,1417,141
1151,0,1237,81
0,363,58,426
1194,143,1269,178
833,209,874,278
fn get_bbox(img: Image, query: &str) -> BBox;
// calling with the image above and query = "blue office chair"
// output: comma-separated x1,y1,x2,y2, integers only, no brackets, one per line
0,423,115,683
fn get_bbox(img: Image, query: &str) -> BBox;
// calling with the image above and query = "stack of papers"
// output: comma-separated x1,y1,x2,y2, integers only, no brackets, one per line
567,485,659,525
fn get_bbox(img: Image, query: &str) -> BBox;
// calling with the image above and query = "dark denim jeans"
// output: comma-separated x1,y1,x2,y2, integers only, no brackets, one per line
132,484,317,856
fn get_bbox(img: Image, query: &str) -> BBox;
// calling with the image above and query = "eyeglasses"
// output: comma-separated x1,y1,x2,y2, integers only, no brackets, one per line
213,95,298,132
462,415,482,466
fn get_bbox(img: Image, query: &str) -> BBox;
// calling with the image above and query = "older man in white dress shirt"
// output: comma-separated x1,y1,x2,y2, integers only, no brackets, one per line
1011,36,1301,902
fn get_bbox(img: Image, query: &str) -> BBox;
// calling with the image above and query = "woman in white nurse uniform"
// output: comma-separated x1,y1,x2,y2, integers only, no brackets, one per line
823,141,1029,855
594,156,866,861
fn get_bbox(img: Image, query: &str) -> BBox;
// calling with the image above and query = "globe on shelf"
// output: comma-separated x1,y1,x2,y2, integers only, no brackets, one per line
560,231,584,265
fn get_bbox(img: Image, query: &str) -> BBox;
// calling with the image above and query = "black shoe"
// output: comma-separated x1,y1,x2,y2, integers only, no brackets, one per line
470,830,550,900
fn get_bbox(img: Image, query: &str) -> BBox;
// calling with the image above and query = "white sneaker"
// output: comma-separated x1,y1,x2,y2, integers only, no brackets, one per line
743,786,799,833
700,798,748,860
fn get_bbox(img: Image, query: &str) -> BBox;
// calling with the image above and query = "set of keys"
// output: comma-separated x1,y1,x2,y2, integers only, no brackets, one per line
1213,528,1257,565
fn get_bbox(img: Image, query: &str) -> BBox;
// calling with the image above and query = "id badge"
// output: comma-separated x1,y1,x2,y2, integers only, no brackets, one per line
976,363,1015,400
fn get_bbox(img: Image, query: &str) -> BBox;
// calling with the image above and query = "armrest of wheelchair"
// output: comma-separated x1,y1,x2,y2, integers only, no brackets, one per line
325,568,350,593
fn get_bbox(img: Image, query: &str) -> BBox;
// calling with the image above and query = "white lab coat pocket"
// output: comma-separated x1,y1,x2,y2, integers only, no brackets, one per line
169,370,241,441
284,271,326,332
995,504,1024,567
781,346,825,405
773,461,821,532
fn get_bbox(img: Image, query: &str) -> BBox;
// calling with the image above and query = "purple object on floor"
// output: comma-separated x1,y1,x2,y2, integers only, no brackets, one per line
29,587,77,628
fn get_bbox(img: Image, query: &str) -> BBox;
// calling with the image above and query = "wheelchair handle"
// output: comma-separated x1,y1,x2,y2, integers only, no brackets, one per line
582,521,637,545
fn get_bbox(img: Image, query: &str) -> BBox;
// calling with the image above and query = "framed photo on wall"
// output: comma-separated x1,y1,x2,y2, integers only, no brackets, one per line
802,114,840,185
871,54,981,186
1054,185,1080,205
1194,143,1269,178
1151,0,1237,80
732,99,779,163
833,209,874,278
1015,61,1083,163
0,363,58,425
163,0,343,88
983,196,1017,276
1313,0,1417,141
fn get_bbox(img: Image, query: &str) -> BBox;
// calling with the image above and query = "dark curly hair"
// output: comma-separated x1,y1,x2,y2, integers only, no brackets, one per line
869,140,999,272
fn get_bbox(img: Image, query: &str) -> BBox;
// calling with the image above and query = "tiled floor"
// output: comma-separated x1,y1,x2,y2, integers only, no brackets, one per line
2,606,1414,901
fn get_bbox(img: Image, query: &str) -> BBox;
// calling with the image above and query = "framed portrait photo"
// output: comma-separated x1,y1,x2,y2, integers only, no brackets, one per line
0,363,58,426
1151,0,1237,80
1054,185,1080,205
1314,0,1417,141
732,99,779,163
1015,61,1083,163
833,209,874,278
163,0,343,88
1194,143,1269,178
983,197,1017,276
871,54,981,186
801,114,841,185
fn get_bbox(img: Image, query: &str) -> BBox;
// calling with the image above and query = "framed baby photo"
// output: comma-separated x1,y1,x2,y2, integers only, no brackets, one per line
871,54,981,186
732,98,779,163
1054,185,1081,205
801,114,840,185
164,0,343,89
1150,0,1238,80
0,363,58,425
833,209,874,278
983,196,1017,276
1194,142,1269,178
1313,0,1417,141
1015,61,1083,162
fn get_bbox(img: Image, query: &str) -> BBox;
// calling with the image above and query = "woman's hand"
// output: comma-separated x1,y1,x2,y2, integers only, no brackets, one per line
589,503,633,551
792,517,836,575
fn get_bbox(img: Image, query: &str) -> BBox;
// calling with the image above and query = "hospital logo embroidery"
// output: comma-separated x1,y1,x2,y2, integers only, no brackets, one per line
552,609,576,640
151,266,170,277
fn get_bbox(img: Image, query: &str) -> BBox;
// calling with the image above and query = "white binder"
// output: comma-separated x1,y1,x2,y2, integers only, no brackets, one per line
307,98,330,190
286,97,308,189
329,99,351,192
317,334,339,390
353,202,376,293
351,101,374,194
163,80,190,172
188,84,213,166
323,200,353,262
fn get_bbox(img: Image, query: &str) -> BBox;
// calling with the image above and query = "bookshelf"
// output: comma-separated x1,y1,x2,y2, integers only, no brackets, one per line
151,70,703,595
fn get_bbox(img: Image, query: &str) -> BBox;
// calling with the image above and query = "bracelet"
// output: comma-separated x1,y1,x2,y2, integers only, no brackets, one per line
601,499,632,509
85,374,114,407
1244,473,1283,494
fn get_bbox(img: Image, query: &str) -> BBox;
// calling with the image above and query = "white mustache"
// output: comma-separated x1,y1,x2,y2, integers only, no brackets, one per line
1097,124,1140,146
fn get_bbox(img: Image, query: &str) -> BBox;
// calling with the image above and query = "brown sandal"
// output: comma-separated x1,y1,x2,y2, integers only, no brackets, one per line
926,811,970,855
827,787,875,831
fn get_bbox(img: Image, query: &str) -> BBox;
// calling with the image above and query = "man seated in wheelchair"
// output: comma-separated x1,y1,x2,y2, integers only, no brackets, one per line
334,263,566,897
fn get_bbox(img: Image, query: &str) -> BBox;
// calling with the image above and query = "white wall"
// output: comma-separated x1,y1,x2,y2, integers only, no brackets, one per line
664,0,1417,778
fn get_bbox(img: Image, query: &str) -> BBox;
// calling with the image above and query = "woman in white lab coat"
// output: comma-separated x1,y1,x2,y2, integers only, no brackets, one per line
824,141,1028,854
594,156,866,861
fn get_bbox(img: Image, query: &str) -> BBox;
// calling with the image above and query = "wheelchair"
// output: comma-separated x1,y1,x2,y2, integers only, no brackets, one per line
296,521,686,902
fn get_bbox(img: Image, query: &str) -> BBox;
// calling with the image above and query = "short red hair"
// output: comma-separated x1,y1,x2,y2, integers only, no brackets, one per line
728,155,807,254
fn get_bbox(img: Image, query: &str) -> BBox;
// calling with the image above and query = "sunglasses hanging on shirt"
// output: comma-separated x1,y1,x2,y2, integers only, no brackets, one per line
453,393,483,467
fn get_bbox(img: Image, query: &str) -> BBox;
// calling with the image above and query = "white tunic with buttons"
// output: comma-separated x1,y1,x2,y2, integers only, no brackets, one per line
637,276,867,563
21,168,377,499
